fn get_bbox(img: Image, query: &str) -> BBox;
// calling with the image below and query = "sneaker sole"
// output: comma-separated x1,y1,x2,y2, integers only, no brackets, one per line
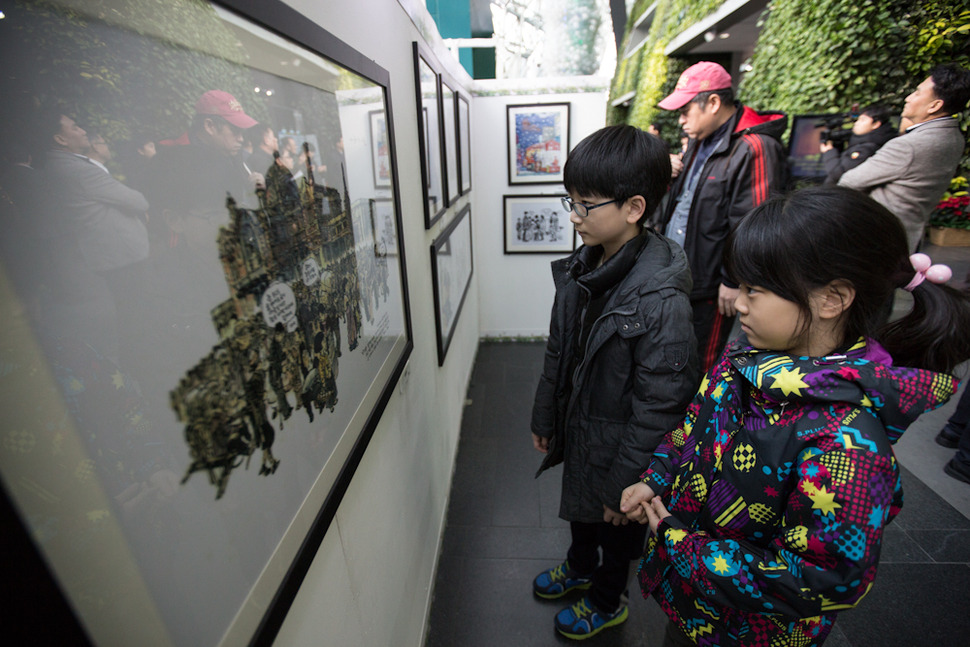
556,605,629,640
534,581,591,600
935,434,960,449
944,461,970,484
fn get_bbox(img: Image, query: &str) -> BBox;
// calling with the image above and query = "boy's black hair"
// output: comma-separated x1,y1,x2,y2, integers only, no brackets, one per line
563,124,671,223
727,186,970,373
929,62,970,115
860,103,892,126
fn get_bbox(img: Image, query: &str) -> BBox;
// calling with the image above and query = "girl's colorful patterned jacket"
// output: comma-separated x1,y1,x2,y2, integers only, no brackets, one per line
638,337,957,647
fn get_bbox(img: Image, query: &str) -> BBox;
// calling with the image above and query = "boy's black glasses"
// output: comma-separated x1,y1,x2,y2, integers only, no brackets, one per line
561,197,619,218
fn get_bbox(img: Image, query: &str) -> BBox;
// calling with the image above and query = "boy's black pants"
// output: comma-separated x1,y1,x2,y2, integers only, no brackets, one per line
567,520,648,613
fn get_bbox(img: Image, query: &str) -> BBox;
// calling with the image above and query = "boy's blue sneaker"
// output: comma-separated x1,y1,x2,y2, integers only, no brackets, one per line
532,560,592,599
554,596,628,640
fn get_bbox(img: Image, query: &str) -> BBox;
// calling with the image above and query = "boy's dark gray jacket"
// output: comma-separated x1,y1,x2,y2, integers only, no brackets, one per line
531,231,700,523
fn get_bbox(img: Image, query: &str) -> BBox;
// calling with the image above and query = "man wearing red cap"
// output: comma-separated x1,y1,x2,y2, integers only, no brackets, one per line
143,90,265,357
654,61,787,371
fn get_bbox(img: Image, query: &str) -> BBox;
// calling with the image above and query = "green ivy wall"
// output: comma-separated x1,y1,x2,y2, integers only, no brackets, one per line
610,0,970,172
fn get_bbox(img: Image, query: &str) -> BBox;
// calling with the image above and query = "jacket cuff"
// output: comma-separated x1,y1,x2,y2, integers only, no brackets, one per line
658,515,687,533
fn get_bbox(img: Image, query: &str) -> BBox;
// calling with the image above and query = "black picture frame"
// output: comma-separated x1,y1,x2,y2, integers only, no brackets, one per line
506,102,570,185
412,41,447,228
503,194,577,254
431,204,474,366
457,91,472,196
0,1,414,646
440,78,460,206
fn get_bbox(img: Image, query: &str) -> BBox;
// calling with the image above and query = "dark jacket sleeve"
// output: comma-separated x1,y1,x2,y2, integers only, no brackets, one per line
720,134,787,287
531,291,563,440
599,291,700,510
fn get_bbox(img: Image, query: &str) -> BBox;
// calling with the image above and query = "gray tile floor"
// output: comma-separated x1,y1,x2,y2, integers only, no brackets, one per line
425,340,970,647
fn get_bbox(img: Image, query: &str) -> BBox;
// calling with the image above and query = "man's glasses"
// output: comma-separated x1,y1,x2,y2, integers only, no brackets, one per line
561,197,619,218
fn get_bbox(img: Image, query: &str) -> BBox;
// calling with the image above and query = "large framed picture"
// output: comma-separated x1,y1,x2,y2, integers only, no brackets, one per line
431,204,474,366
457,91,472,196
503,194,576,254
412,41,446,228
507,102,570,185
0,1,413,645
441,78,460,207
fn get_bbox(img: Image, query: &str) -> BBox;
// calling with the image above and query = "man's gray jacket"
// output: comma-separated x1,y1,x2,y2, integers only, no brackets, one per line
839,116,965,251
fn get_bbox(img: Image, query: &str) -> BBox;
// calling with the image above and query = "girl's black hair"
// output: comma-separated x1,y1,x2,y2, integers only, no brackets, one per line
726,186,970,374
563,124,671,222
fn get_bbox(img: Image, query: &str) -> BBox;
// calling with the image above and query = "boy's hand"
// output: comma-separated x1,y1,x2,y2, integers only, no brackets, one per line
670,153,684,178
603,505,629,526
532,433,550,453
644,498,672,534
620,482,655,523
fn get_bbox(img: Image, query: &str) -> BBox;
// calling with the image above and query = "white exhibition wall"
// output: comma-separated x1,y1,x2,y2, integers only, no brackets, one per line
274,1,607,645
471,88,608,338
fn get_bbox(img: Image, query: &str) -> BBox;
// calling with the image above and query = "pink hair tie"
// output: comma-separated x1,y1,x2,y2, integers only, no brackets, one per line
904,253,952,292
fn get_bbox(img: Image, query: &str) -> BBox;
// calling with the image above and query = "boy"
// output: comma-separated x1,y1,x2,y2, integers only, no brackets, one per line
531,125,700,640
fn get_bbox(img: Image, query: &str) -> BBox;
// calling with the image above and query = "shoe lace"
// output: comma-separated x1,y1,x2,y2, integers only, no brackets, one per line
572,598,593,618
551,562,567,581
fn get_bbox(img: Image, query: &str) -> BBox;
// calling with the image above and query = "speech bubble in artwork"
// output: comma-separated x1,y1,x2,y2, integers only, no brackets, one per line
301,257,321,286
261,282,298,333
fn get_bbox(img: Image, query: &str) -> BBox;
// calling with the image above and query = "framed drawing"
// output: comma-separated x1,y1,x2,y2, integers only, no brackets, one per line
412,41,446,228
431,204,474,366
507,102,570,185
369,109,392,189
370,197,398,256
457,92,471,195
0,1,413,646
503,194,576,254
441,78,460,207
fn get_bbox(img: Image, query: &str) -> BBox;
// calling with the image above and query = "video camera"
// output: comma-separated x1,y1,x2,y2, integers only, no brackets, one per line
815,113,853,145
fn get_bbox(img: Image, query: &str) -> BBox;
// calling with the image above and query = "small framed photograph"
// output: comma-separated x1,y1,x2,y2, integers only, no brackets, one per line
370,197,397,256
441,79,460,205
457,92,471,195
507,102,570,185
369,109,391,189
503,194,576,254
412,41,446,228
431,204,474,365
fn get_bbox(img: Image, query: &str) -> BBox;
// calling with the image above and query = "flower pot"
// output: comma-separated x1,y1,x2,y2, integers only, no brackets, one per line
928,226,970,247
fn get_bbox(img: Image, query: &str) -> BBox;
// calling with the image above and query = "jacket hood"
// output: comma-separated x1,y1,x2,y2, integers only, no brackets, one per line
733,105,787,141
726,337,958,444
558,230,693,301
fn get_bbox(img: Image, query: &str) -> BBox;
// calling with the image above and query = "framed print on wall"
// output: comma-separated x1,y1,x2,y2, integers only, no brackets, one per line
457,92,471,195
369,109,392,189
0,1,413,646
441,78,460,206
503,194,577,254
507,102,570,185
412,41,446,228
370,197,397,256
431,204,474,366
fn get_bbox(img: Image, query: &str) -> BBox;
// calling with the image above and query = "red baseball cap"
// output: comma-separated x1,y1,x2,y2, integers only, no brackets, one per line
657,62,733,111
194,90,258,129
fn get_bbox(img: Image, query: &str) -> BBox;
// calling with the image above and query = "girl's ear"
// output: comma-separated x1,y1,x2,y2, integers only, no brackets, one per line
817,280,856,320
625,195,646,224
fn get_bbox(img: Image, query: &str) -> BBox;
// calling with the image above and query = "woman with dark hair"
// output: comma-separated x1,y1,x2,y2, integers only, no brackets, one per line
620,186,970,646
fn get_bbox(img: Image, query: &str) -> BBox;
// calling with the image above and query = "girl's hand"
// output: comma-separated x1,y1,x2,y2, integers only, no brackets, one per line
644,497,672,534
620,482,655,523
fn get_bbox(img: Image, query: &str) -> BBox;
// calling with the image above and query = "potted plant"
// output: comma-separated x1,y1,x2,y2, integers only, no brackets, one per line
928,176,970,247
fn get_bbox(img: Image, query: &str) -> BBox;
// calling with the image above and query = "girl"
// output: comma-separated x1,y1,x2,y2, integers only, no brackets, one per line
620,186,970,646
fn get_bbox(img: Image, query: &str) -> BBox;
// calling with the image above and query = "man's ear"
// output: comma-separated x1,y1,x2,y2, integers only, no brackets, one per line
625,196,646,225
708,93,722,113
203,117,219,136
817,280,856,320
926,97,945,117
